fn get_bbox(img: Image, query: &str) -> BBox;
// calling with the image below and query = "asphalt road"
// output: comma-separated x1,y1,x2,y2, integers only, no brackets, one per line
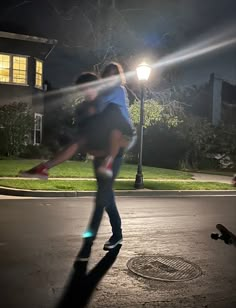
0,196,236,308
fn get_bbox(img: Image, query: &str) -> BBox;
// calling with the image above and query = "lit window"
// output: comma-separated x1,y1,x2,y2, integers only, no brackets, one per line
34,113,43,145
35,60,43,88
13,56,27,84
0,54,10,83
0,53,28,85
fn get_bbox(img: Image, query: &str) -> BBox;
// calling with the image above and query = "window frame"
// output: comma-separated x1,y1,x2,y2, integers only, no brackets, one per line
35,58,43,89
0,52,29,86
33,113,43,145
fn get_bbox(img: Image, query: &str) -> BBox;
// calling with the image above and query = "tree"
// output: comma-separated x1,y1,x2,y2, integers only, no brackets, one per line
45,0,185,75
47,0,141,71
128,98,185,168
129,98,181,128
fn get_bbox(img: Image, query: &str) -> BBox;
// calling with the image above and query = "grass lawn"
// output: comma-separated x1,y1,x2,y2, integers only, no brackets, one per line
0,179,234,191
0,159,192,179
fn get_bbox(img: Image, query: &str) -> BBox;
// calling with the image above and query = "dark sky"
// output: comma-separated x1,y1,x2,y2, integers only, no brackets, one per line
0,0,235,88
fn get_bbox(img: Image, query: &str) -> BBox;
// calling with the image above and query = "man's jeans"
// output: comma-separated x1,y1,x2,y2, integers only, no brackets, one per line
84,154,123,241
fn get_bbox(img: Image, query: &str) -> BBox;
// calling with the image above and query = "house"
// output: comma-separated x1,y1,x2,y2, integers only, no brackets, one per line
0,31,57,144
210,73,236,125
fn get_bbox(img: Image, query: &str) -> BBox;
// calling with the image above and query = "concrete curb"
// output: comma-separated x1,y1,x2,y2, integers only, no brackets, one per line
1,186,236,198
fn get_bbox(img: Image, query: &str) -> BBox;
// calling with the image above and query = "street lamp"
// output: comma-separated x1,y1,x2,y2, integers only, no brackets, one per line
134,62,151,189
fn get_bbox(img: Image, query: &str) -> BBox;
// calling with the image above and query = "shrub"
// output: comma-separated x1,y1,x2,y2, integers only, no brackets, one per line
19,144,52,159
0,102,33,156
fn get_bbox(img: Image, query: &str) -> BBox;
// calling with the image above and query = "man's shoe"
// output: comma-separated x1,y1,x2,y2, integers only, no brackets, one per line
19,164,49,180
103,235,123,251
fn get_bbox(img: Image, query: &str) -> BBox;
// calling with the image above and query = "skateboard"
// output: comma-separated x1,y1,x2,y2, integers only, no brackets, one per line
211,224,236,246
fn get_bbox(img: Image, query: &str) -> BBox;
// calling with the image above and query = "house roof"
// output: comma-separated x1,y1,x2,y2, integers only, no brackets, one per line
0,31,57,45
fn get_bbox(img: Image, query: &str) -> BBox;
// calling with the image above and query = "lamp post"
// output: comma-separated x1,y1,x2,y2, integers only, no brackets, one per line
134,62,151,189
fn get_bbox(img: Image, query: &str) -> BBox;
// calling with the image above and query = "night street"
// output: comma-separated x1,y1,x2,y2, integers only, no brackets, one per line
0,196,236,307
1,1,236,307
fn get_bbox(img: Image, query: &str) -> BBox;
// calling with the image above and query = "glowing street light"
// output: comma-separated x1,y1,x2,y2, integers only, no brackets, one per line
136,62,152,81
134,62,151,189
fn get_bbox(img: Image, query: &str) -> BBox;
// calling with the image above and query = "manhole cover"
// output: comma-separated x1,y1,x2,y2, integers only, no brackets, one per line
127,255,202,281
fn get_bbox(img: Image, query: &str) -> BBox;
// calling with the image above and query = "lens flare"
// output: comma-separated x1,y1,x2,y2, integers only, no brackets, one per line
9,25,236,103
154,37,236,70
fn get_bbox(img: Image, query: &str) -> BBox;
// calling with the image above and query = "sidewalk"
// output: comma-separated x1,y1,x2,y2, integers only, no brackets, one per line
0,172,235,198
0,172,233,183
192,172,233,184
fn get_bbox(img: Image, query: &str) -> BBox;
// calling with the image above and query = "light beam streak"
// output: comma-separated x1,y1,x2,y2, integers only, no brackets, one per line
7,25,236,103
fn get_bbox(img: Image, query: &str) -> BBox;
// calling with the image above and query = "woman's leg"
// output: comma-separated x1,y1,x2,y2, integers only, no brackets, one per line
108,130,129,158
97,130,129,177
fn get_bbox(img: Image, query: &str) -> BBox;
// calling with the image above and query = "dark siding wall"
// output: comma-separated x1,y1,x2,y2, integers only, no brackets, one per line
0,37,50,59
222,81,236,124
0,84,33,106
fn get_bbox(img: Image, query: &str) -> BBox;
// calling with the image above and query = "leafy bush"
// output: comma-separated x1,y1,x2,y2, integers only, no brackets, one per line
123,151,136,164
129,97,236,170
142,125,188,169
0,102,33,156
19,144,52,159
129,99,181,128
179,118,236,169
129,99,184,168
0,128,8,156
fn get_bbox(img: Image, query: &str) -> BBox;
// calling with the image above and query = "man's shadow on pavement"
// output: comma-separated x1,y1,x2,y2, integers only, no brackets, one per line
56,245,121,308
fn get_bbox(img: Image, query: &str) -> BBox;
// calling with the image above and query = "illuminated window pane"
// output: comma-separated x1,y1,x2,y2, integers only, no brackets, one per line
35,74,42,88
0,54,10,82
0,54,10,68
13,57,26,69
0,69,10,82
36,60,42,74
13,70,27,83
0,54,28,85
35,60,43,88
13,56,27,84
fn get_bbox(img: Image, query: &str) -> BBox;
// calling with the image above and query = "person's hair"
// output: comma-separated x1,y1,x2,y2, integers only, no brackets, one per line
101,62,126,85
75,72,98,85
